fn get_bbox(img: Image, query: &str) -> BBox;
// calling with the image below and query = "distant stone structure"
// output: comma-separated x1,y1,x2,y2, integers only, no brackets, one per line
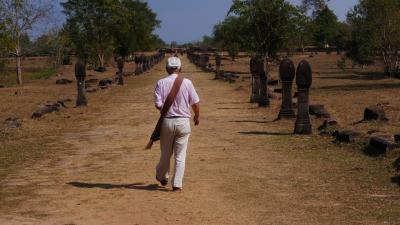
250,57,261,103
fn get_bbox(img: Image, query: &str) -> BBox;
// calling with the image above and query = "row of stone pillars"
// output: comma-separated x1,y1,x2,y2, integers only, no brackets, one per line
250,57,313,134
74,52,165,107
134,53,165,75
187,52,212,72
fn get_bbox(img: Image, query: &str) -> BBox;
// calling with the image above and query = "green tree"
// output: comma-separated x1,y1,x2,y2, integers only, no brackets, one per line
347,0,400,76
0,0,53,84
228,0,298,60
0,21,12,70
213,16,244,60
291,7,314,52
112,0,160,58
312,7,339,48
301,0,329,14
62,0,117,67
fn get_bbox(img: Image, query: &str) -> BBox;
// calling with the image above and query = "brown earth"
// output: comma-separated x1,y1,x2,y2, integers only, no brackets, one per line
0,55,399,225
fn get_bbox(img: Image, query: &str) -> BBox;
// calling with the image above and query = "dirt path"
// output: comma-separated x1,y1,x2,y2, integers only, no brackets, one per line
0,57,399,225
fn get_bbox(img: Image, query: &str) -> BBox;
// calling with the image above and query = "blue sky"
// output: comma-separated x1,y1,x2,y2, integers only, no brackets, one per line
38,0,359,44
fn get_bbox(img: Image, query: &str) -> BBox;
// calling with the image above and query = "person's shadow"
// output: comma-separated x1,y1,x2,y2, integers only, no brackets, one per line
67,181,169,192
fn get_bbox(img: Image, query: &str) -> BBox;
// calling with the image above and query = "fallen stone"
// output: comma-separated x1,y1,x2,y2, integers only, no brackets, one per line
86,87,98,93
309,104,331,118
318,119,339,136
4,118,22,128
318,118,339,130
366,136,397,155
268,79,279,85
336,130,361,143
99,78,114,87
394,157,400,171
86,78,99,84
363,105,388,121
31,103,61,118
56,79,73,85
95,67,106,72
56,100,68,108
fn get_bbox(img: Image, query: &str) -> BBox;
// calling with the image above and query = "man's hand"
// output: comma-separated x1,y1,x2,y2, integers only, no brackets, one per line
194,116,200,126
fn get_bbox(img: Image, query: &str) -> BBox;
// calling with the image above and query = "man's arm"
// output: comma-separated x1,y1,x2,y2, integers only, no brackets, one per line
192,103,200,126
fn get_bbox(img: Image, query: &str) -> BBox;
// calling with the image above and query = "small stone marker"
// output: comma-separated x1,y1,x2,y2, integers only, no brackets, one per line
294,60,312,134
250,57,261,103
257,58,269,107
278,58,296,119
215,53,222,80
75,61,87,107
117,58,124,85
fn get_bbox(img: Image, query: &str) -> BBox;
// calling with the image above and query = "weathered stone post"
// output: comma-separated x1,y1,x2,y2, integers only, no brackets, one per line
75,60,87,107
250,57,260,103
117,58,124,85
278,59,296,119
294,60,312,134
215,53,222,80
134,55,140,75
257,58,269,107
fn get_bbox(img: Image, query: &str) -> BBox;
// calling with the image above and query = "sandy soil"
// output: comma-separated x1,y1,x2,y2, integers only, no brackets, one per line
0,56,399,225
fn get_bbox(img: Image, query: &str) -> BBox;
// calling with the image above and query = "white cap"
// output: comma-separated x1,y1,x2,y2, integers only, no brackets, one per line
166,57,182,69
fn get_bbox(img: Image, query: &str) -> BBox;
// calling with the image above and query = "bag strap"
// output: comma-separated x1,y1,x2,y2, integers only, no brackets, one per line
160,75,184,117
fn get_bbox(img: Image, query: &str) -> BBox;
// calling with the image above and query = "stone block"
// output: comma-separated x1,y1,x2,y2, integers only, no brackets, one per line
56,79,72,85
336,130,361,143
363,105,388,121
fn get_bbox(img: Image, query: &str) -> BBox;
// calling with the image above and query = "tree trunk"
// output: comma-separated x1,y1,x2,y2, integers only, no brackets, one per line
98,51,105,68
16,39,22,85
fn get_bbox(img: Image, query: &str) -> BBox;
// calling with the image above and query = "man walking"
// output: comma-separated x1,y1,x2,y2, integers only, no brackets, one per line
154,57,200,191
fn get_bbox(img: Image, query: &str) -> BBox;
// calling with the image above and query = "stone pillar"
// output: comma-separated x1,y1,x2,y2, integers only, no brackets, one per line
257,58,269,107
134,56,140,75
250,57,260,103
215,53,221,79
278,59,296,119
75,61,87,107
117,58,124,85
294,60,312,134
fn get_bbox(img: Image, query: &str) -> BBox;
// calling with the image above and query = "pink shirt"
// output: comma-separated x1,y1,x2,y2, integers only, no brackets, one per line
155,74,200,118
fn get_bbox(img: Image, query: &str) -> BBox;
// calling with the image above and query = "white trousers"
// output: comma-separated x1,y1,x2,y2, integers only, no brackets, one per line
156,118,191,188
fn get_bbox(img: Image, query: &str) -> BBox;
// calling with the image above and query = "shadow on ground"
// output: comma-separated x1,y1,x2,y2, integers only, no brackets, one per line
315,71,387,81
230,120,277,124
315,83,400,91
239,131,292,136
67,182,169,192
